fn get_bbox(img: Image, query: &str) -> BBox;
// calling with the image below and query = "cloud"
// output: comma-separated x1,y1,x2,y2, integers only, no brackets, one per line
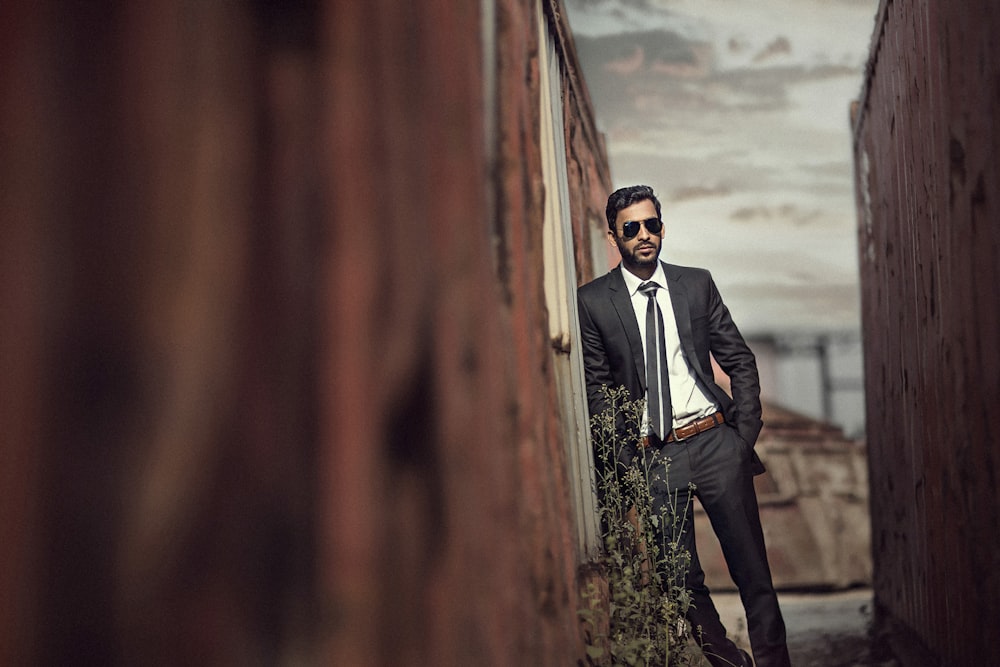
573,28,862,131
564,0,877,333
752,36,792,63
670,184,733,201
729,204,824,226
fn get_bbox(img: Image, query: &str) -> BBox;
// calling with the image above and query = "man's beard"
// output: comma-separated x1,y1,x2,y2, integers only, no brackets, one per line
623,241,659,267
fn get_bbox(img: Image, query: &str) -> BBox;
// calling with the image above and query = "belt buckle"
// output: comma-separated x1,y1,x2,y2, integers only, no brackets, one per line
670,424,688,443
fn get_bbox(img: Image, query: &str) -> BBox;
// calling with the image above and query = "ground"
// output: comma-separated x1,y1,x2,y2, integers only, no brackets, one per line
712,588,900,667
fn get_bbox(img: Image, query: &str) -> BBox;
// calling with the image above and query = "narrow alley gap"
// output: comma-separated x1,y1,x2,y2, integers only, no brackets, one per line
714,589,899,667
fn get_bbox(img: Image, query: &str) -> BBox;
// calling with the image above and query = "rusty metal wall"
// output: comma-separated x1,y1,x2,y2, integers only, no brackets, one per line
2,2,326,663
2,0,611,664
852,0,1000,664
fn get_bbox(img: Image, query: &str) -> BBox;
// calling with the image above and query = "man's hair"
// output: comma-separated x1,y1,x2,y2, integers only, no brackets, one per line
605,184,662,232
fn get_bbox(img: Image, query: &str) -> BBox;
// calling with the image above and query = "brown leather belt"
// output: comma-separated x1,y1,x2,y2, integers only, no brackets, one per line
639,412,725,448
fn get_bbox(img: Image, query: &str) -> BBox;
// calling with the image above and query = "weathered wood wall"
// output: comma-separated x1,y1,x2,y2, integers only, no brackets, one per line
852,1,1000,664
0,0,610,664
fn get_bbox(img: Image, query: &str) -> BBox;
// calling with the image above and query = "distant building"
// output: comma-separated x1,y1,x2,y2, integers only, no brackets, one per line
750,333,866,441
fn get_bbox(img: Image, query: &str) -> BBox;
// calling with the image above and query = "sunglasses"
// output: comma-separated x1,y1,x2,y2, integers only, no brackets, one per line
620,217,663,239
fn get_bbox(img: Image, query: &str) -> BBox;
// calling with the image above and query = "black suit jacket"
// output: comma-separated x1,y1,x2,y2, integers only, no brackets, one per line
578,261,766,475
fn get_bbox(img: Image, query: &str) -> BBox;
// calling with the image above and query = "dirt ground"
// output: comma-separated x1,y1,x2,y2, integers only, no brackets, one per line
712,588,900,667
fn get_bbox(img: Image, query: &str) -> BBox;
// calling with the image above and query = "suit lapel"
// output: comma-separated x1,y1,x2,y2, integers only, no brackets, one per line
608,267,647,389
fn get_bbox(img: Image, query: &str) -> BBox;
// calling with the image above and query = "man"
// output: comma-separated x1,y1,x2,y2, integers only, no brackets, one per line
577,185,791,667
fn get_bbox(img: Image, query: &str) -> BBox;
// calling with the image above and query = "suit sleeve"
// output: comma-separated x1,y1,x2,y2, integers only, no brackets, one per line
578,290,638,470
704,275,763,447
577,292,614,419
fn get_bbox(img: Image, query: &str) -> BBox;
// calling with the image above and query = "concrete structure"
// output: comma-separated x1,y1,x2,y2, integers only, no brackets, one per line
1,1,612,664
852,1,1000,664
697,402,871,592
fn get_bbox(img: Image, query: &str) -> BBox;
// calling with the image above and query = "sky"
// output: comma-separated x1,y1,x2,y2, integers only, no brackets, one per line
564,0,881,336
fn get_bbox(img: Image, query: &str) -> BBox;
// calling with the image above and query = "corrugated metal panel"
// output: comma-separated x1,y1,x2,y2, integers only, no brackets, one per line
853,0,1000,664
1,0,613,663
539,1,602,558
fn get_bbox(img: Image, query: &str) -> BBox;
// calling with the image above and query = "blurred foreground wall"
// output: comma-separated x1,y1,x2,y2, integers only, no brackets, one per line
0,0,610,664
852,1,1000,665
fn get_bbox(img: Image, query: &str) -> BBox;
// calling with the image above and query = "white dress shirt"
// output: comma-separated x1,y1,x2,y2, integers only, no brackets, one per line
621,264,718,436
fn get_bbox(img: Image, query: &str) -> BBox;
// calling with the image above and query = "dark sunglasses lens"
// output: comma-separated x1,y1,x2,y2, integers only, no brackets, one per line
621,218,660,239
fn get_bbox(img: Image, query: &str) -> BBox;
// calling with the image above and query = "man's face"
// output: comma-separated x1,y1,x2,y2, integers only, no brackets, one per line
608,199,662,273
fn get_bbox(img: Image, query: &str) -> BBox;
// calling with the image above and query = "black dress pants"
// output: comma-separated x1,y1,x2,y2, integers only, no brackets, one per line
642,423,791,667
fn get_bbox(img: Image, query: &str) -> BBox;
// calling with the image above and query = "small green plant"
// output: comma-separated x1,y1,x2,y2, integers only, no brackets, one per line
580,386,703,667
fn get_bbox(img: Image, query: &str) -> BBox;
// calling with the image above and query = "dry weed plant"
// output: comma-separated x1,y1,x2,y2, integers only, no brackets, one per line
580,386,705,667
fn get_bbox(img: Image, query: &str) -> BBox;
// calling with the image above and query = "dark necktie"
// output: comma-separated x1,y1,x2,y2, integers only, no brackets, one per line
638,281,670,438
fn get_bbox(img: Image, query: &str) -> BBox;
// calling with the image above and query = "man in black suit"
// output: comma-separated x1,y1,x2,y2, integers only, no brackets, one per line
578,185,791,667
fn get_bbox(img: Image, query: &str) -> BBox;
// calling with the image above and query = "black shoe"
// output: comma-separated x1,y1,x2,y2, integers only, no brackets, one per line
739,649,754,667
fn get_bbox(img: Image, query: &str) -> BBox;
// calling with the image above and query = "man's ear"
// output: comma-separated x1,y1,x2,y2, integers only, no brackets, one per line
606,229,617,247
